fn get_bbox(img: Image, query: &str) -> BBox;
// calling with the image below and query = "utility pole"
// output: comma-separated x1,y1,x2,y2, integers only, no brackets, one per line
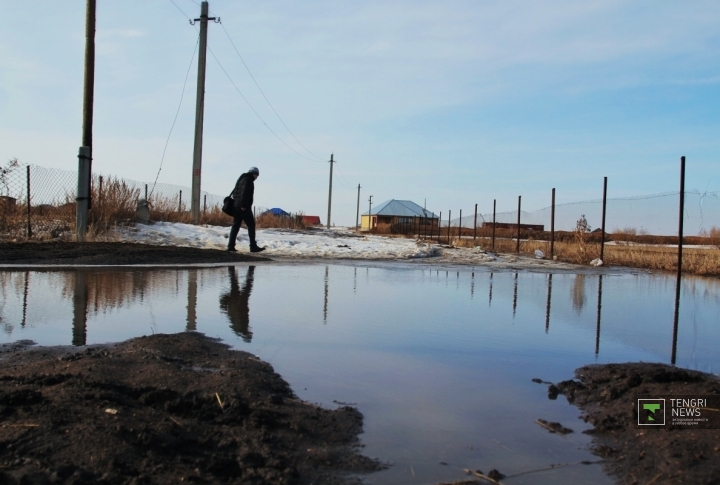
326,153,334,228
355,184,361,229
76,0,96,241
368,195,373,229
190,2,218,223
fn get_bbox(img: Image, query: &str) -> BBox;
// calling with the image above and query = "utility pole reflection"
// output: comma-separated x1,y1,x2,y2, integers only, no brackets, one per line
186,270,197,331
219,266,255,342
72,271,88,346
323,266,329,323
488,272,493,307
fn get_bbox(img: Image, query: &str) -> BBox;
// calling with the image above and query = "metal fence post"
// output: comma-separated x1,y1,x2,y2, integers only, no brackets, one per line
492,199,496,251
99,175,103,204
600,177,608,262
438,212,441,242
179,190,182,212
447,210,451,244
516,195,521,253
678,156,686,276
203,194,207,215
550,188,555,259
473,203,477,246
26,165,32,239
459,209,462,243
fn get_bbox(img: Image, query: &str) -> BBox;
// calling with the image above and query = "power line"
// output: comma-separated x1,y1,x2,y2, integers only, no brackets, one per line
149,35,200,199
218,22,323,161
206,45,323,162
169,0,192,21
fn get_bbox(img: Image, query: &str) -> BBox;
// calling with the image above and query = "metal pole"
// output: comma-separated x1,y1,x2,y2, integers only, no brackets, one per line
550,188,555,259
82,0,96,210
447,210,451,244
327,153,334,228
355,183,361,229
438,211,441,242
191,1,216,223
516,196,521,253
600,177,608,262
75,147,90,241
368,195,373,230
144,184,148,201
492,200,496,251
99,176,103,204
473,203,477,246
179,190,182,212
678,156,686,277
26,166,32,239
459,209,462,243
204,194,207,214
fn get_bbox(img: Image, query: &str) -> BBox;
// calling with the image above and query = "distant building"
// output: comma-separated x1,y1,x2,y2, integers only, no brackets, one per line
360,199,439,233
482,222,544,231
260,208,290,217
302,215,322,226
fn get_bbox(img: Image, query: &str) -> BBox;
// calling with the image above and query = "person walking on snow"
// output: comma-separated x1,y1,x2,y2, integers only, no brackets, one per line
228,167,265,253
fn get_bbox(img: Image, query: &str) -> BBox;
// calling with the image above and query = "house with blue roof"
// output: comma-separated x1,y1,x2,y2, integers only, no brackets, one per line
360,199,439,234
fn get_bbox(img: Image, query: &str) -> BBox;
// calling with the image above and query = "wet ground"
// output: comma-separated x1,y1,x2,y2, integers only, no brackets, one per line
1,250,719,484
0,333,380,485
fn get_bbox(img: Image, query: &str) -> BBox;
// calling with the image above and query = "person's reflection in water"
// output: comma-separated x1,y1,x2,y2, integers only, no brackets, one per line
219,266,255,342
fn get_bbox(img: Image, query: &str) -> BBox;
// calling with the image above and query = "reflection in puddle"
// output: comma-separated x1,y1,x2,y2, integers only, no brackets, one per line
1,266,720,484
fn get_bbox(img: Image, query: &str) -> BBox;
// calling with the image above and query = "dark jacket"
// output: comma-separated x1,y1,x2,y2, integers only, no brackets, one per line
232,172,254,209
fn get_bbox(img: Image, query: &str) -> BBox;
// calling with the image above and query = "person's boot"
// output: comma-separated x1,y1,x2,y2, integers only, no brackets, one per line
250,245,266,253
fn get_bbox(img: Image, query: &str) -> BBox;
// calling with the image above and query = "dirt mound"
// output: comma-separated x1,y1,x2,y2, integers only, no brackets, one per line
0,242,269,266
551,363,720,485
0,333,381,484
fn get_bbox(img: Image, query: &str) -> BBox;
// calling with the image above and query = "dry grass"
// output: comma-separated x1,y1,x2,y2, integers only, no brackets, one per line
255,211,308,230
444,235,720,276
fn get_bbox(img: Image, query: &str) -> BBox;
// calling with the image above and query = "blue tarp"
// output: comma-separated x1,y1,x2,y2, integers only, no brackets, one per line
262,208,291,217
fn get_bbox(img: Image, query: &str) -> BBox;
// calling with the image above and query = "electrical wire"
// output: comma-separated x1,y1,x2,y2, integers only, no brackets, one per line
206,45,324,162
169,0,193,21
218,22,324,161
149,34,200,199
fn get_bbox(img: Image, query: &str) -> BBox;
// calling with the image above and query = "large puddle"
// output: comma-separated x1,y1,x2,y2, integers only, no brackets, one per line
1,264,719,484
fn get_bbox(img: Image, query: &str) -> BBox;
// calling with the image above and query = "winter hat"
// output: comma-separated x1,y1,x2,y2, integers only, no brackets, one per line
248,166,260,175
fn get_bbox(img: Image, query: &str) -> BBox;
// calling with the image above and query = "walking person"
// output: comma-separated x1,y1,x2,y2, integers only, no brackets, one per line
228,167,265,253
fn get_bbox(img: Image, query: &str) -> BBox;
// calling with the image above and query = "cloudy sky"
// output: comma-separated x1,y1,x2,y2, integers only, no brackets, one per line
2,1,719,225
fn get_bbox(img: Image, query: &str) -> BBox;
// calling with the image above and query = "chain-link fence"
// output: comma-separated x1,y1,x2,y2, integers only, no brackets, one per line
0,160,229,240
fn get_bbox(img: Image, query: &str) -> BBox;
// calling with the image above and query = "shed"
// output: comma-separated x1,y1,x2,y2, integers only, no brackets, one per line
302,215,322,226
261,208,290,217
360,199,439,233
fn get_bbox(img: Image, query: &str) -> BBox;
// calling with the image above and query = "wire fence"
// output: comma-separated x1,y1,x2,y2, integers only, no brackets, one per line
0,159,229,240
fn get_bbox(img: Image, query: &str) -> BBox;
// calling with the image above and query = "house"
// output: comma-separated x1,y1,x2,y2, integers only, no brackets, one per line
360,199,439,233
302,215,322,226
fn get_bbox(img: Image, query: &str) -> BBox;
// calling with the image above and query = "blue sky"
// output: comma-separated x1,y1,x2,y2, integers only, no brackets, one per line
2,1,719,225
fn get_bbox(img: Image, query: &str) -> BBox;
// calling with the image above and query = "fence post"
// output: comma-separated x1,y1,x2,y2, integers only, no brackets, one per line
473,203,477,246
678,156,685,277
438,212,441,242
516,196,521,253
447,210,451,244
99,176,103,204
459,209,462,243
203,194,207,215
492,199,496,251
179,190,182,212
75,147,91,241
600,177,608,262
550,188,555,259
26,165,32,239
144,184,148,201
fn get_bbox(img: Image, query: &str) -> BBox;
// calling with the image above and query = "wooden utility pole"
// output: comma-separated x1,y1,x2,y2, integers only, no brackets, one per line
76,0,96,241
326,154,334,228
368,195,373,229
191,1,217,223
355,183,361,229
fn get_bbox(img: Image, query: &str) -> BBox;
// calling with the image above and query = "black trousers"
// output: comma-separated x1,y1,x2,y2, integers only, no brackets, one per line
228,207,256,249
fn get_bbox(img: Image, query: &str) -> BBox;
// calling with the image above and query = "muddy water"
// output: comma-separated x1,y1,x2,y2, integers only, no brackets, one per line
1,265,719,484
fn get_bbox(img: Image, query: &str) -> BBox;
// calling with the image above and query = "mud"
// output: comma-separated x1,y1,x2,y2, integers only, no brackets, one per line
550,363,720,485
0,242,269,266
0,333,381,484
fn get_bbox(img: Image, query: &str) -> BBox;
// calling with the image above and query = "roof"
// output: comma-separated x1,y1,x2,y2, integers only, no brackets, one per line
363,200,437,218
261,208,290,216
